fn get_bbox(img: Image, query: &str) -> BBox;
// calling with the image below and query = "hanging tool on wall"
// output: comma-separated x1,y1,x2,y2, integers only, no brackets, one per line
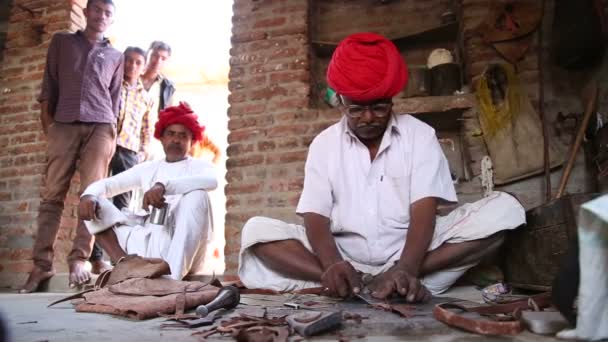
474,1,542,65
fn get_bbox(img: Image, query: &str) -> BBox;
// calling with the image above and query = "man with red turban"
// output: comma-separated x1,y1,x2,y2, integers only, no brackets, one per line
77,103,218,279
238,33,526,301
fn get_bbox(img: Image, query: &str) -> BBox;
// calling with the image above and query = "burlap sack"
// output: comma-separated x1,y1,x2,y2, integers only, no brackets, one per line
476,64,564,184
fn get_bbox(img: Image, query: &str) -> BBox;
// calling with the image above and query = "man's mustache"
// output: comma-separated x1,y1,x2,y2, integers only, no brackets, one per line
356,123,384,129
168,143,183,150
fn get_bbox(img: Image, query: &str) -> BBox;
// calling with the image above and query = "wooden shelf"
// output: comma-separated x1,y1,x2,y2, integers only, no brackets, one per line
395,94,476,131
311,21,458,58
393,93,475,114
393,22,458,49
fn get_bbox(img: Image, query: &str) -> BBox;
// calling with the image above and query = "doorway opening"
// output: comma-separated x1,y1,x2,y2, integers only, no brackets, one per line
108,0,233,275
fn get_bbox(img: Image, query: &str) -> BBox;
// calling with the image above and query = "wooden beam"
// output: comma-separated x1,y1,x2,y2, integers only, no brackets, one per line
393,93,475,114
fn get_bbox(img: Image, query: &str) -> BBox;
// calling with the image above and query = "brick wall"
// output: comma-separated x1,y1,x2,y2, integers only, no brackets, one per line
0,0,85,289
225,0,312,273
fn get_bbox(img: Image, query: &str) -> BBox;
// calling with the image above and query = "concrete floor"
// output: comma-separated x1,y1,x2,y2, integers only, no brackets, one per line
0,286,565,342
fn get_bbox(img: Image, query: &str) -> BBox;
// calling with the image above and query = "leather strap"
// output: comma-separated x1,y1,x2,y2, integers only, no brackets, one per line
433,292,552,335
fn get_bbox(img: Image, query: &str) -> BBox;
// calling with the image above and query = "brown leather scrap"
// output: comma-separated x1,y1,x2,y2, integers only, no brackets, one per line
106,255,170,286
107,277,208,296
49,256,220,320
74,280,219,320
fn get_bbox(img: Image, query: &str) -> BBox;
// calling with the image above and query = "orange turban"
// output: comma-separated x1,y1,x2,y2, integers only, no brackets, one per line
327,32,408,102
153,102,205,142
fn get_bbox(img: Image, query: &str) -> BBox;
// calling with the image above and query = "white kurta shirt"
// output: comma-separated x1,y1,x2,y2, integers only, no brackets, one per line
82,157,217,204
296,114,457,266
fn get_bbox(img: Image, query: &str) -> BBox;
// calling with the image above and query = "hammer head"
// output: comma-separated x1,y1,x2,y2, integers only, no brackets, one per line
195,285,240,317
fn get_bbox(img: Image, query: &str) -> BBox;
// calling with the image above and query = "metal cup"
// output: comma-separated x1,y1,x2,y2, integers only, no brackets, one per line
149,204,169,225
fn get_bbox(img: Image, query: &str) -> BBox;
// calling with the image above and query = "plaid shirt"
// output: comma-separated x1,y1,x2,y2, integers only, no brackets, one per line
117,79,154,154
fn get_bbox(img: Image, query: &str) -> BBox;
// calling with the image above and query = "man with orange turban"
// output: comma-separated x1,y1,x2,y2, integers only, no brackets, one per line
238,33,526,301
77,103,218,280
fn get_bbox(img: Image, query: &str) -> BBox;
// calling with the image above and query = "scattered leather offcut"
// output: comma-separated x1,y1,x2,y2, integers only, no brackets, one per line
343,312,368,324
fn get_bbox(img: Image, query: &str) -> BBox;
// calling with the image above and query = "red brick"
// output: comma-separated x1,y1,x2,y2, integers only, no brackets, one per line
249,86,289,100
0,192,10,201
225,170,244,183
275,111,316,123
228,115,273,130
272,4,307,14
267,124,309,138
257,140,276,152
229,53,262,66
232,31,268,43
266,24,307,38
277,137,299,150
269,70,309,83
0,104,29,115
226,154,265,168
249,39,289,52
225,211,260,223
244,196,264,206
228,102,267,117
228,92,247,103
266,150,307,164
226,198,241,208
226,143,255,157
2,66,25,76
229,67,245,78
267,196,290,207
268,47,303,61
227,129,264,143
10,133,37,145
225,183,262,195
274,98,308,109
253,17,287,29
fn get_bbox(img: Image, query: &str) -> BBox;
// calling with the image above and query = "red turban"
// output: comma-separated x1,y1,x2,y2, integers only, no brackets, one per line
153,102,205,142
327,32,408,102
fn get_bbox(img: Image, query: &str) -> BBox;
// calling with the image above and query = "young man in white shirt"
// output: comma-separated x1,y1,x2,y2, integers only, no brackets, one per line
238,33,526,301
78,103,217,280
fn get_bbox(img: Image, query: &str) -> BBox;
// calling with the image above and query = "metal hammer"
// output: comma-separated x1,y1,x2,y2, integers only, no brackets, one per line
195,285,240,317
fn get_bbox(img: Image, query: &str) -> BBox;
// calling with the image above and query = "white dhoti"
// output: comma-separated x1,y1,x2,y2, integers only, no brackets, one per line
86,190,213,280
238,191,525,294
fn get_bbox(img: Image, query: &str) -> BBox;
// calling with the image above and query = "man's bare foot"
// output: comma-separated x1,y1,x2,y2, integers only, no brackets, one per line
19,266,55,294
90,259,112,275
68,260,91,288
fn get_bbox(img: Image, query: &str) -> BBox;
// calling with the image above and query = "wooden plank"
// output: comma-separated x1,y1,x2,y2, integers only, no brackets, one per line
311,22,459,58
394,94,475,114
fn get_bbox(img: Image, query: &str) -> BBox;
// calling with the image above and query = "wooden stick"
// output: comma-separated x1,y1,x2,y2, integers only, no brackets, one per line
555,83,598,199
538,0,551,203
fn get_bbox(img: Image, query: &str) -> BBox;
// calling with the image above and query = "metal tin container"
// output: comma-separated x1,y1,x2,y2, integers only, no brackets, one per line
149,204,169,225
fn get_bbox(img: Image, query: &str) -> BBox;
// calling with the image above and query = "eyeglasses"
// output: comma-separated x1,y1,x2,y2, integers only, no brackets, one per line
340,100,393,119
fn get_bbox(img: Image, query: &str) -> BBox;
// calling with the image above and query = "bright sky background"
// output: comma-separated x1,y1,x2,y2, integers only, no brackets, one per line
107,0,234,274
107,0,233,84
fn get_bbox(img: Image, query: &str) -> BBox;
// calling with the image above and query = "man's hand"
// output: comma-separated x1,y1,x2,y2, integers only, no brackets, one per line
143,182,166,209
368,264,431,303
78,195,99,221
320,260,362,298
40,101,54,135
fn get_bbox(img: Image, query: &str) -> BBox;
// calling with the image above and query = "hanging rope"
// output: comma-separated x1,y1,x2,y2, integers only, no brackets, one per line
481,155,494,197
476,64,522,137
